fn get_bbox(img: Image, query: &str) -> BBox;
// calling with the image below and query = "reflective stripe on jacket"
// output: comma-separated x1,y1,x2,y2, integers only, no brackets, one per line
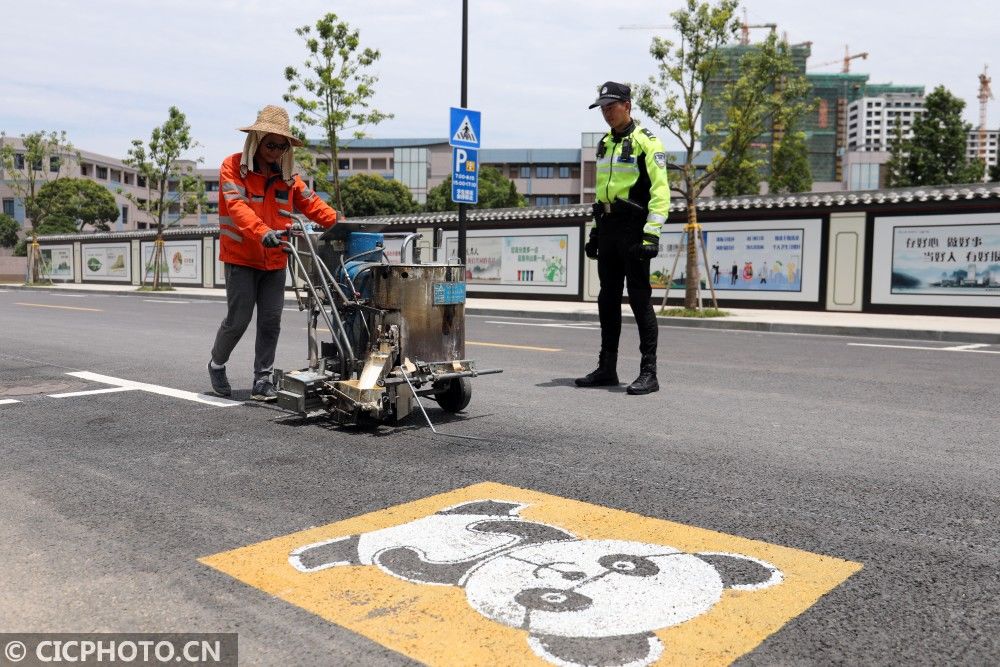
218,153,338,270
595,125,670,240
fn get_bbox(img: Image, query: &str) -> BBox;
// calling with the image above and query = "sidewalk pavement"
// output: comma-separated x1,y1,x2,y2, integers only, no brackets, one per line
4,281,999,344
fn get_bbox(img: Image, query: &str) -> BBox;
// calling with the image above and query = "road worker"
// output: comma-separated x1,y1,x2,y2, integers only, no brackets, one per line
208,105,339,400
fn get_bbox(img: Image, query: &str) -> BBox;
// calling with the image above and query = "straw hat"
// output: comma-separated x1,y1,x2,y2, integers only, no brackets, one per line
238,105,303,147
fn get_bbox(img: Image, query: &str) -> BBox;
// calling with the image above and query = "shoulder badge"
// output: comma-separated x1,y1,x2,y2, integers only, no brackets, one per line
641,128,656,139
653,152,667,169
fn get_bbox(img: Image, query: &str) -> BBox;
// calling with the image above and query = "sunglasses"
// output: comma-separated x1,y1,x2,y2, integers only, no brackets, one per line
263,141,290,151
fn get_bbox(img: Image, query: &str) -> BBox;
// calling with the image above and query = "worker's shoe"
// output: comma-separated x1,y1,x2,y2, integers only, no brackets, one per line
575,352,619,387
626,355,659,395
251,376,277,401
208,361,231,397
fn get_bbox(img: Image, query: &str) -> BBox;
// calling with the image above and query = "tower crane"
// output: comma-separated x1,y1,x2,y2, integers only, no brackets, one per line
739,8,776,45
809,46,869,73
978,65,994,162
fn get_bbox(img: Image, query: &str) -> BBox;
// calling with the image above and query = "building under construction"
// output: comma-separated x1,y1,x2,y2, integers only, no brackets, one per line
701,42,925,185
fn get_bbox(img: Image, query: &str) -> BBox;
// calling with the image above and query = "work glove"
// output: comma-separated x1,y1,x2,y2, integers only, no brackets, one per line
261,230,282,248
584,227,600,259
630,234,660,260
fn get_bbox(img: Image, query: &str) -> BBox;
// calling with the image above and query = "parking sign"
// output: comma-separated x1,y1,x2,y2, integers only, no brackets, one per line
451,147,478,205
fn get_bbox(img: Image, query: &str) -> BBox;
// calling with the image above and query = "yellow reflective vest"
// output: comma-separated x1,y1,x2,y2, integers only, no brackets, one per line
595,124,670,242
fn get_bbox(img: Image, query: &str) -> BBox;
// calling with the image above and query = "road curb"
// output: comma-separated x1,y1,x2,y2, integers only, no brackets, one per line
2,283,227,303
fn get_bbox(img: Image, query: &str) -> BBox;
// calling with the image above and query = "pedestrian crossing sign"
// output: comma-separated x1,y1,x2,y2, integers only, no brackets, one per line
449,107,481,149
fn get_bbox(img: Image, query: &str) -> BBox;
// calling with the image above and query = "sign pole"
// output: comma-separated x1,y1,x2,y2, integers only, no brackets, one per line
458,0,468,265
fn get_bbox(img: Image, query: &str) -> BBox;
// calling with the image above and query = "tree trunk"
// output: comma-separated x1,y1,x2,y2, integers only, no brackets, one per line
684,199,700,310
27,230,47,285
146,232,167,290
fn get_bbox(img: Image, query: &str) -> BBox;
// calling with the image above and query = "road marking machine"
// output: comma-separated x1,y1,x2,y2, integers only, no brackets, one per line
272,212,501,430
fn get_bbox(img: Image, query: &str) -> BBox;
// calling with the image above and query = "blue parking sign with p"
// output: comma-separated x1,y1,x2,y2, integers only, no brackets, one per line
451,147,478,205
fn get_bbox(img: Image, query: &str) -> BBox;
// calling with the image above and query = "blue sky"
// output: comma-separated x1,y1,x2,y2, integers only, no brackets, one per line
1,0,996,167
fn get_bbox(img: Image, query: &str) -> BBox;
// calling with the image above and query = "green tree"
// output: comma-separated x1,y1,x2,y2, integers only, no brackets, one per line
884,121,909,188
284,13,393,213
635,0,812,308
0,130,77,282
122,106,205,290
903,86,983,186
0,213,19,248
424,166,526,212
712,146,763,196
340,173,417,217
990,162,1000,182
33,178,119,233
769,126,812,193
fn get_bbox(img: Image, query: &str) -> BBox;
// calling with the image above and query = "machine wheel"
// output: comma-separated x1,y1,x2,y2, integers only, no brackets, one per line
435,377,472,413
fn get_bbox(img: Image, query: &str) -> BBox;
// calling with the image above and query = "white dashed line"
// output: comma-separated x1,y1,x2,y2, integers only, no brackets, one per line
848,343,1000,354
0,398,20,405
485,320,600,330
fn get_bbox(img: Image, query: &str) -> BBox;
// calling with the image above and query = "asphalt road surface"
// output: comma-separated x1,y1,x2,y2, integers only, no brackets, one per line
1,289,997,666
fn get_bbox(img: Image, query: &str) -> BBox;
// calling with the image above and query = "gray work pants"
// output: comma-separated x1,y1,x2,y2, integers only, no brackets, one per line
210,263,286,379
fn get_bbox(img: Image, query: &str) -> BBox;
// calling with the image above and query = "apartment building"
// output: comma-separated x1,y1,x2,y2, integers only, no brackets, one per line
306,138,586,206
846,91,925,152
0,136,207,235
966,129,999,172
842,91,1000,188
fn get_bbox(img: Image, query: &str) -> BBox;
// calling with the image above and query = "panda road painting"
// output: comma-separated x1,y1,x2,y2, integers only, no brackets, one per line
200,483,861,666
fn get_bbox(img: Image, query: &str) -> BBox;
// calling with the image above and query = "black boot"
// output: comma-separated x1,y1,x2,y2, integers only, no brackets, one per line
626,354,659,395
575,351,619,387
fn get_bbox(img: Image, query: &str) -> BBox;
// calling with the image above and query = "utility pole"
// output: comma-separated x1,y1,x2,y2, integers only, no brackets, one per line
458,0,468,264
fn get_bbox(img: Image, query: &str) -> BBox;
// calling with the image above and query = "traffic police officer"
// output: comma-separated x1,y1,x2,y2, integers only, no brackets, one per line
576,81,670,395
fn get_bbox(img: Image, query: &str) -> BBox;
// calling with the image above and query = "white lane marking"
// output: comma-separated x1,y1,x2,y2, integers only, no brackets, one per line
468,341,562,352
0,398,20,405
485,320,600,330
848,343,1000,354
49,386,138,398
143,299,191,303
16,302,102,312
66,371,241,407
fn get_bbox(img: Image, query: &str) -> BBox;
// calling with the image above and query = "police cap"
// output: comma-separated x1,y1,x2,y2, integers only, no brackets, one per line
588,81,631,109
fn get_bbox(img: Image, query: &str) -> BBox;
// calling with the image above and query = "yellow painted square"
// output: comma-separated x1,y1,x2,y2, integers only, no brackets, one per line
200,482,861,666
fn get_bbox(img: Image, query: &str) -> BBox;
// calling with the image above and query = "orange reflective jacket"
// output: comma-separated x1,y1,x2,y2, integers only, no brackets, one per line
217,153,338,270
